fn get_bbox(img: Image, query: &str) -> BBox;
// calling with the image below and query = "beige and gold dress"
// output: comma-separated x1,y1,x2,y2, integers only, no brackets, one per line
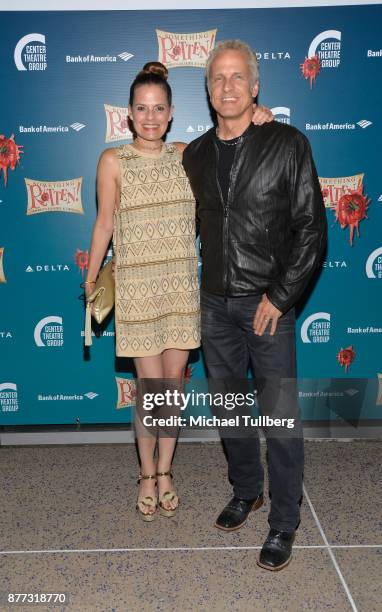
113,143,200,357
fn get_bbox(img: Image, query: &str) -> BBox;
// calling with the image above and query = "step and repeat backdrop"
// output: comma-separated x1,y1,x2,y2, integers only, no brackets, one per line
1,3,382,426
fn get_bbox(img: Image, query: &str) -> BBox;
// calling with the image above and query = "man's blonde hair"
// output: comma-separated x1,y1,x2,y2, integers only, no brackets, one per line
206,39,260,92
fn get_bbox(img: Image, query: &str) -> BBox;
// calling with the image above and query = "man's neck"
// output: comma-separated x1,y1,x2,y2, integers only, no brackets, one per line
216,110,253,140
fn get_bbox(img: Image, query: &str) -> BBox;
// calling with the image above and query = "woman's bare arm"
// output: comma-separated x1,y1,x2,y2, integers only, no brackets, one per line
84,148,119,295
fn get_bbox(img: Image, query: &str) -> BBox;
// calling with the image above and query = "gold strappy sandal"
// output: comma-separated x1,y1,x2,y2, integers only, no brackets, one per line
136,474,157,522
156,470,179,518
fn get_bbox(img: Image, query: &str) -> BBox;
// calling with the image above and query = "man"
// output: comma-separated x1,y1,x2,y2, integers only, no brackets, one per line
183,40,326,571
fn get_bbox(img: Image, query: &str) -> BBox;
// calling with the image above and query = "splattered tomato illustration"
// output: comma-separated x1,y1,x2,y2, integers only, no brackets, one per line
300,55,320,88
335,191,369,245
75,249,89,276
337,346,356,372
0,134,23,186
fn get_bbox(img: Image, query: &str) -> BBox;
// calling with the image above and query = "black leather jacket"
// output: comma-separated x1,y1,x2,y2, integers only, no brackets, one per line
183,121,327,313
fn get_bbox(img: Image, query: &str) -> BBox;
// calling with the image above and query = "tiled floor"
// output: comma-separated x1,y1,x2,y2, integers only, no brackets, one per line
0,440,380,611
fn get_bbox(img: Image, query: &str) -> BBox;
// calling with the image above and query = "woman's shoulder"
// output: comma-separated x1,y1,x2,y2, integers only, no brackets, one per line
170,142,188,155
98,147,119,163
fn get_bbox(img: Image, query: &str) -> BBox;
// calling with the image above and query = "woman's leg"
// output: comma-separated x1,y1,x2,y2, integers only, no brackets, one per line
134,355,164,515
157,348,189,510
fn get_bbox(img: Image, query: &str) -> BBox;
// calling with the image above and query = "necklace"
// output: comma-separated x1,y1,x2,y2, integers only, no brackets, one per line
132,141,163,153
216,128,241,146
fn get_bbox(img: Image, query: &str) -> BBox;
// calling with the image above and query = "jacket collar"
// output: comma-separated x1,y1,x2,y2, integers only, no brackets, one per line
210,121,257,143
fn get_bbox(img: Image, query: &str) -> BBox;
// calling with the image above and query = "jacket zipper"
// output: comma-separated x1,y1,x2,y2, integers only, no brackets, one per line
214,138,242,300
265,227,275,264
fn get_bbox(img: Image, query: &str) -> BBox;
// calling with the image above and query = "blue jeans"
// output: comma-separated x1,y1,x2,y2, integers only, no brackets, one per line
201,290,304,532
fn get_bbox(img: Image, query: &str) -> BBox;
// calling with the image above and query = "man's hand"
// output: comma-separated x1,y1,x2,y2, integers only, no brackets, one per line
253,294,282,336
252,104,273,125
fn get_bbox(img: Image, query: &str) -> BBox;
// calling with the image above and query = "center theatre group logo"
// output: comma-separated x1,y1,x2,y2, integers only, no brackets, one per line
0,382,19,413
156,29,217,68
301,30,341,87
25,178,84,215
104,105,133,143
301,312,331,344
14,33,47,71
116,377,137,409
271,107,291,125
0,247,6,283
365,246,382,279
319,173,370,245
34,316,64,347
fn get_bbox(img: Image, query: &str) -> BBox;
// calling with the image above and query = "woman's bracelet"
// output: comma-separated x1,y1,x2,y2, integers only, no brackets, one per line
80,280,96,288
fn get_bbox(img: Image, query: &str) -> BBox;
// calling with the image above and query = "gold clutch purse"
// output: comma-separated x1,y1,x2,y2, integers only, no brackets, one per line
84,259,115,346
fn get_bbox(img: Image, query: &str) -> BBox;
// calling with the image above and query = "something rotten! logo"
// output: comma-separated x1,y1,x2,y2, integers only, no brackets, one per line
116,377,137,409
25,178,84,215
319,174,370,245
156,29,217,68
104,104,133,143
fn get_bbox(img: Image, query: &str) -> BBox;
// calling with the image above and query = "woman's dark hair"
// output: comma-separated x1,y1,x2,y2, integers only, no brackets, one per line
129,61,172,106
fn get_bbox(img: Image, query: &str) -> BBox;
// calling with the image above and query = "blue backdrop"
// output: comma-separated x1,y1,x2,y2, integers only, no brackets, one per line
1,5,381,425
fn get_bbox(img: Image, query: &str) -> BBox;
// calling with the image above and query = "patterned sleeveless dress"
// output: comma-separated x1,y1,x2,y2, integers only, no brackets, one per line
113,143,200,358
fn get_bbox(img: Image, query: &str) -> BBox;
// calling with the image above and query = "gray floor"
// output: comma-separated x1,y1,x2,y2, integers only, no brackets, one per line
0,440,381,611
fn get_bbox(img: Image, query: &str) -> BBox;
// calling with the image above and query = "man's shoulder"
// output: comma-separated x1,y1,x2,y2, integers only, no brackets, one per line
184,128,215,159
258,121,309,146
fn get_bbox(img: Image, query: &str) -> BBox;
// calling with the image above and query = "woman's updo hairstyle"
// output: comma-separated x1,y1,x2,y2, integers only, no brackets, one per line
129,61,172,106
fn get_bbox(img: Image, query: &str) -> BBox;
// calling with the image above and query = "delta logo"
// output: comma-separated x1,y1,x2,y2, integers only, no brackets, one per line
301,312,331,344
0,331,13,340
365,247,382,279
116,377,137,409
319,173,370,245
301,29,341,87
186,124,212,134
25,177,84,215
14,33,47,71
0,248,6,283
156,29,217,68
271,107,290,125
0,382,19,412
34,315,64,347
104,104,133,143
25,264,70,273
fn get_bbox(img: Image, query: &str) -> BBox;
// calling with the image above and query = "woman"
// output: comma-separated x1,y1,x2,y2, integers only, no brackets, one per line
84,62,271,521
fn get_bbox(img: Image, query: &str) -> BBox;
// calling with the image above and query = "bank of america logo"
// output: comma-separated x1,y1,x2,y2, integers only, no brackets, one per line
70,122,86,132
118,52,134,62
84,391,98,400
357,119,372,129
